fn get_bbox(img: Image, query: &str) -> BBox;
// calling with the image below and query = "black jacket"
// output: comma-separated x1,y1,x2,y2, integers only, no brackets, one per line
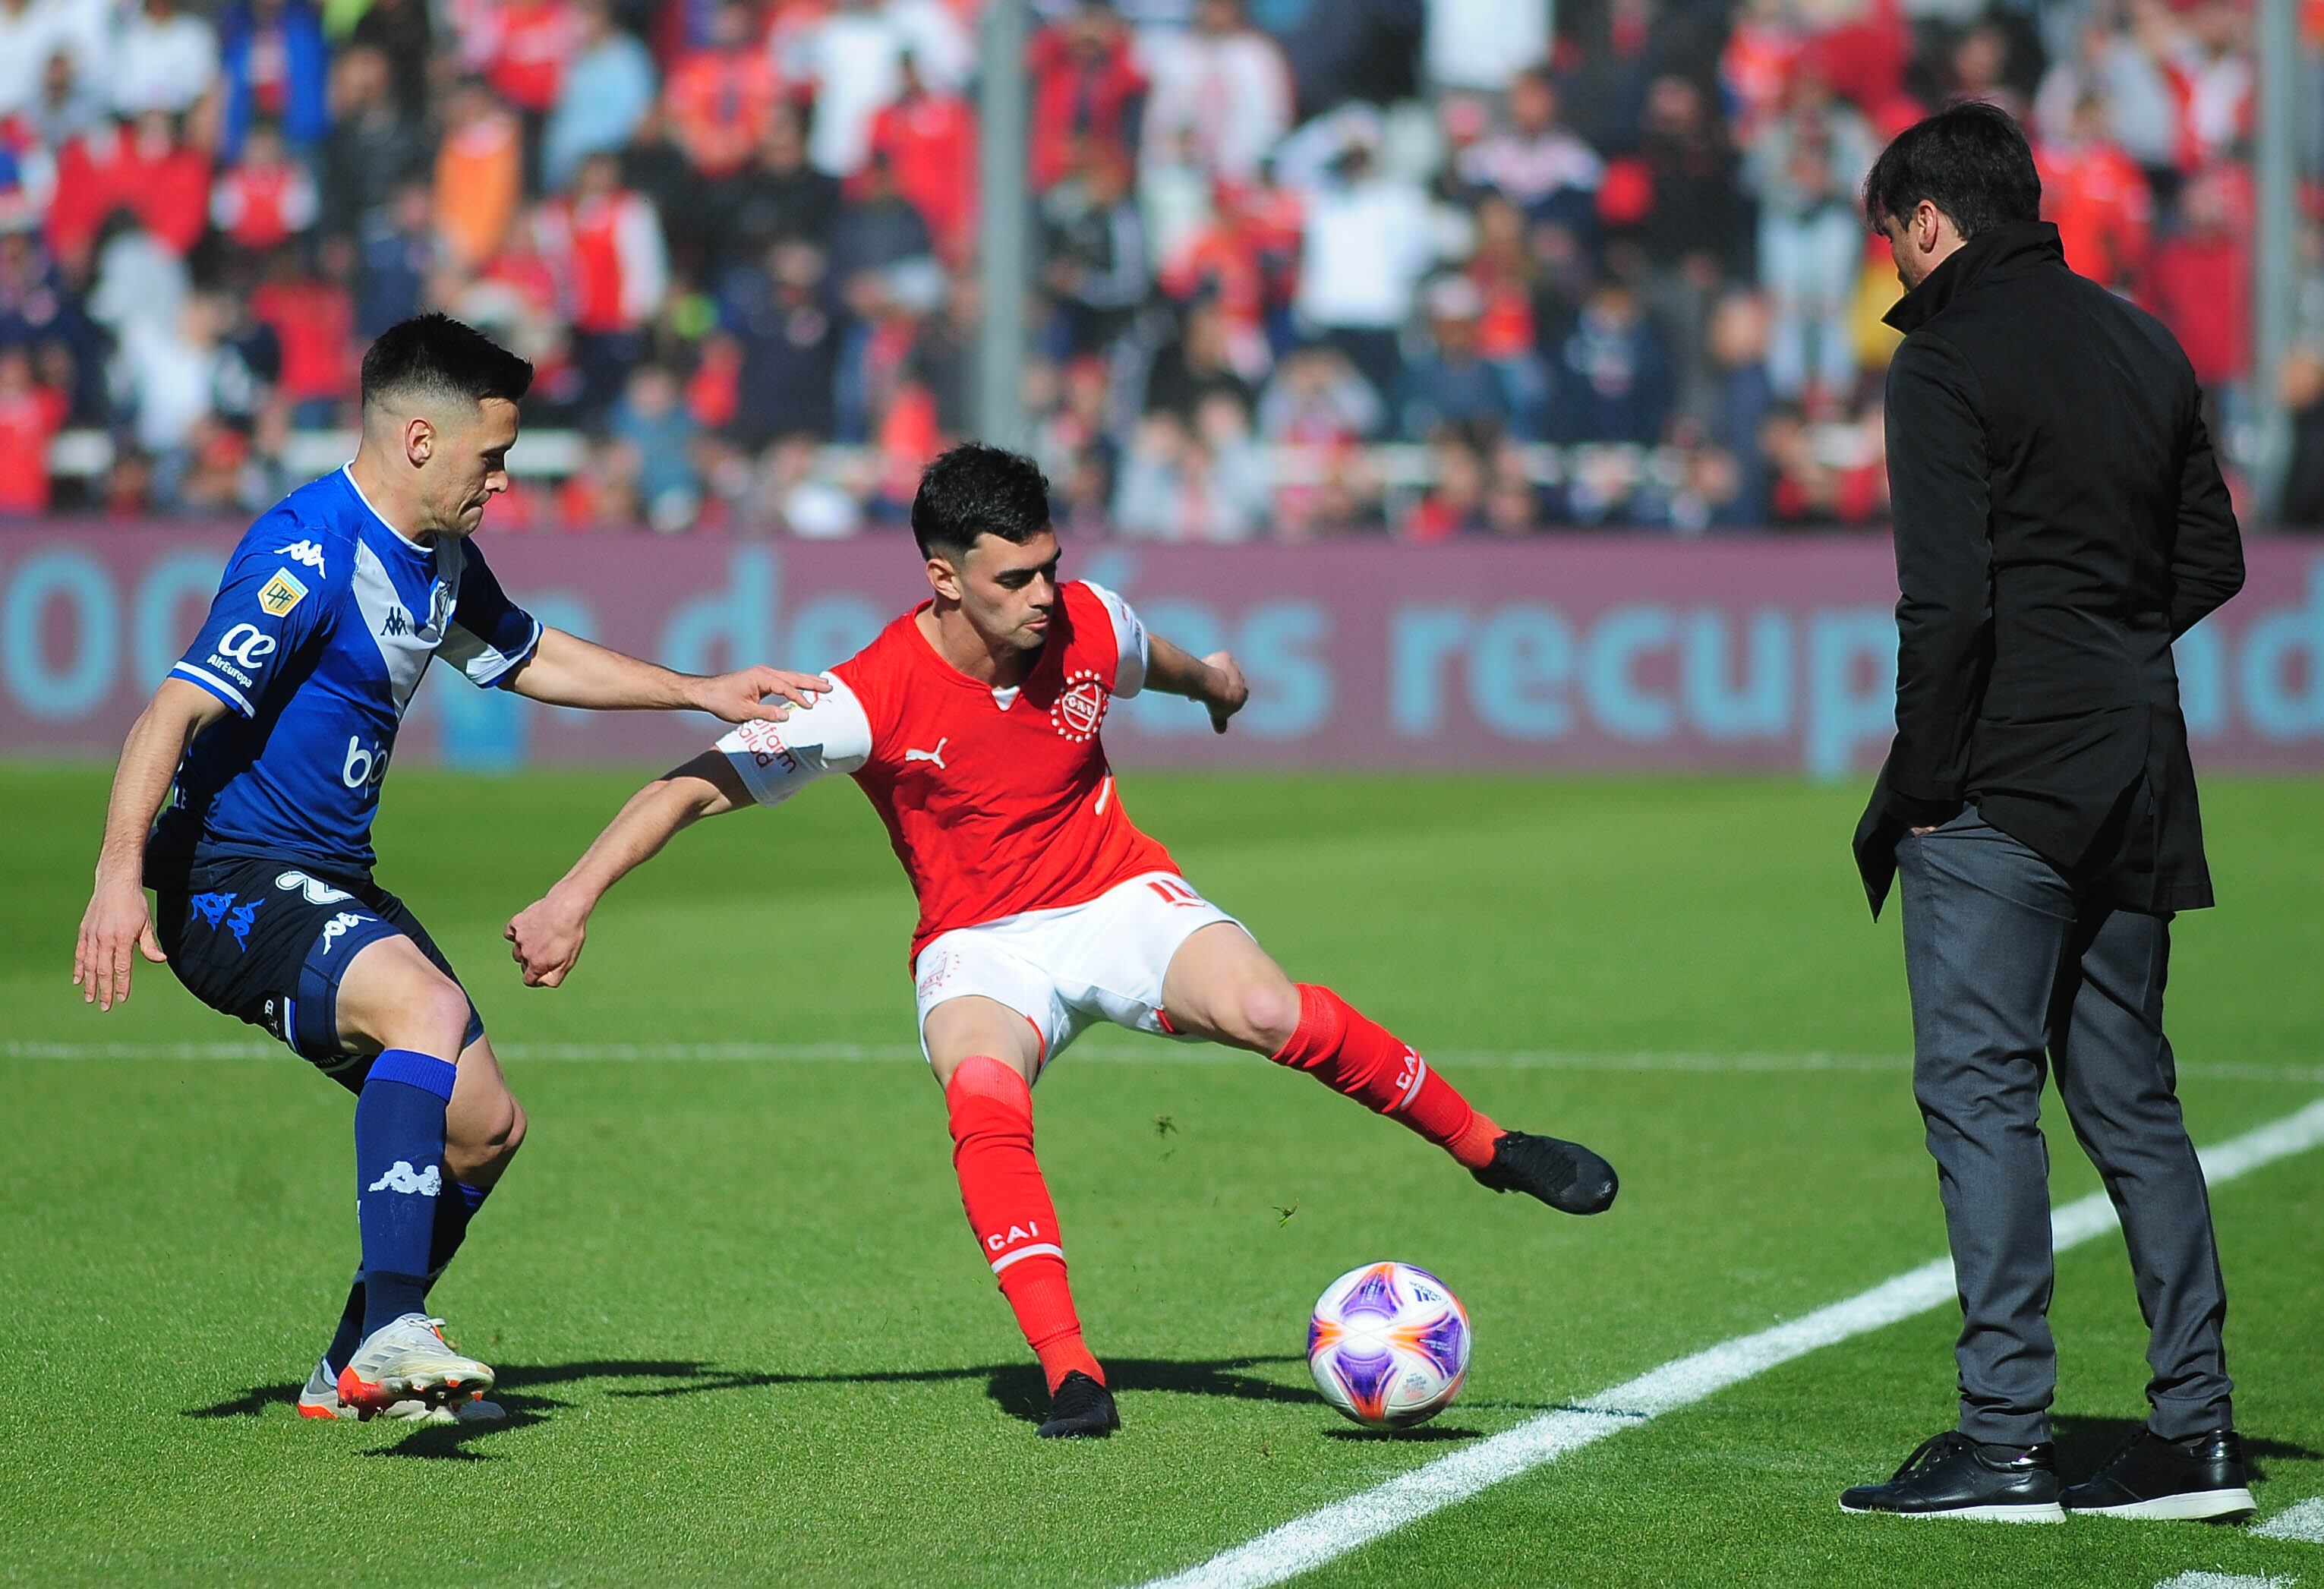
1855,221,2244,917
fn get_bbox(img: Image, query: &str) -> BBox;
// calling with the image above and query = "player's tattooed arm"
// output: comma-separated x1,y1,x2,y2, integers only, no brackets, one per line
506,752,754,988
74,679,231,1011
502,626,828,724
1143,632,1250,735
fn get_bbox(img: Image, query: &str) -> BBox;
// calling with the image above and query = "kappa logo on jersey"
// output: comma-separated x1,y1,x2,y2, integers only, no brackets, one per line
1053,670,1109,742
225,898,262,948
733,718,798,774
274,540,328,575
191,891,235,928
904,737,949,771
380,607,410,638
257,567,310,618
317,910,371,953
275,869,355,905
367,1161,442,1197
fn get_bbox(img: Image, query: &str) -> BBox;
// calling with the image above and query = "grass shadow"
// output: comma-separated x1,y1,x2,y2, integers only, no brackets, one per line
186,1354,1317,1453
1320,1425,1484,1442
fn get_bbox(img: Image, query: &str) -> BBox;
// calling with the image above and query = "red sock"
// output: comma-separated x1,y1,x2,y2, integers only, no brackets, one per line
944,1055,1104,1393
1270,985,1503,1170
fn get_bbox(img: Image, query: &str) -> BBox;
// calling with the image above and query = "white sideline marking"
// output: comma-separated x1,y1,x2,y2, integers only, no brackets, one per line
8,1038,2323,1086
2154,1575,2295,1589
1137,1098,2324,1589
2256,1499,2324,1543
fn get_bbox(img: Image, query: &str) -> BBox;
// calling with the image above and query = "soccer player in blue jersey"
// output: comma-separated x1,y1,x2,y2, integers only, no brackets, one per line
72,315,825,1423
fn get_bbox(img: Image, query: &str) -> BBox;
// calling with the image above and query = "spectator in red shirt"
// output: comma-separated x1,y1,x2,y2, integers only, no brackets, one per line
0,343,66,513
481,0,579,115
865,52,975,265
1030,1,1145,193
477,0,580,189
2148,162,2250,393
45,119,133,272
538,150,668,418
664,0,784,181
122,111,213,258
2036,93,2153,295
249,249,355,424
213,121,320,254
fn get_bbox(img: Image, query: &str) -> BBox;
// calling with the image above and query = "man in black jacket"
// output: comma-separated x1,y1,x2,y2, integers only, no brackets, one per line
1840,103,2250,1524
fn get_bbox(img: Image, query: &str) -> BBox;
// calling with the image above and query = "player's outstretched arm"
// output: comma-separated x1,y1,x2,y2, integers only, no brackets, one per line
503,626,828,724
505,752,753,988
74,679,230,1010
1143,632,1250,734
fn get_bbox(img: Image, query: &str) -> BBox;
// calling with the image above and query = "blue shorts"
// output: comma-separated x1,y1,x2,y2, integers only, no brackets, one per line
150,854,484,1092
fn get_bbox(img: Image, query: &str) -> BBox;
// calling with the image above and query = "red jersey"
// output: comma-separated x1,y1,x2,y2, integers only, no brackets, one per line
716,581,1175,963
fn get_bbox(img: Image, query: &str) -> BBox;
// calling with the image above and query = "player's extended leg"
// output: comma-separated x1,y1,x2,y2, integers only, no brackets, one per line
924,997,1117,1439
310,1028,525,1421
1159,923,1618,1215
314,936,506,1416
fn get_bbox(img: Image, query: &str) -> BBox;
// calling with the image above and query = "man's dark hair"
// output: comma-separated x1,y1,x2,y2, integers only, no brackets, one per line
910,443,1053,559
1862,100,2041,240
361,314,533,415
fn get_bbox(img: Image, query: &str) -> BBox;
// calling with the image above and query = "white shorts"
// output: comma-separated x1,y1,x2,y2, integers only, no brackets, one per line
913,871,1243,1071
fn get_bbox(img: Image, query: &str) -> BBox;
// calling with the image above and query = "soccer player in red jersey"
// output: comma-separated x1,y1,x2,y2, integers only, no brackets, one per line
506,445,1617,1437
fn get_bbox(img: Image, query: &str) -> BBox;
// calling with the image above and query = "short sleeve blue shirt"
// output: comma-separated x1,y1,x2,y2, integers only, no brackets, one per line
150,467,541,877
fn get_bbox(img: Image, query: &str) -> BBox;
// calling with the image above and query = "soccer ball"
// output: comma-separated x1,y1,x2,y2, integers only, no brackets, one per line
1306,1261,1471,1430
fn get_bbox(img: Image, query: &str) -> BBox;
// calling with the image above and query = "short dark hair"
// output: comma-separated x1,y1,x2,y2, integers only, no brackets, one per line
1862,100,2041,240
910,443,1052,559
361,314,533,415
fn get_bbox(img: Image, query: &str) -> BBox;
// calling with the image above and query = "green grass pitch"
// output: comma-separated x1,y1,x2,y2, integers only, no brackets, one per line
4,765,2322,1587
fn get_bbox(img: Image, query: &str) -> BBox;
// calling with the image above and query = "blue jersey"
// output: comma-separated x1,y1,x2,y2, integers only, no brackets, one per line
150,467,541,877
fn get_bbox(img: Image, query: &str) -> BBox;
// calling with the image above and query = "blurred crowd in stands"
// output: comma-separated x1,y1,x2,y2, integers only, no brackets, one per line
2,0,2323,533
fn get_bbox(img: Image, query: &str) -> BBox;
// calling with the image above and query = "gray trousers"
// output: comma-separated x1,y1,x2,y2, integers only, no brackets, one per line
1896,811,2233,1446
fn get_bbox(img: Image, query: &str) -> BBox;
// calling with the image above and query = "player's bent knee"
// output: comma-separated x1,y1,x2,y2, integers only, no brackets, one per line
1237,979,1302,1054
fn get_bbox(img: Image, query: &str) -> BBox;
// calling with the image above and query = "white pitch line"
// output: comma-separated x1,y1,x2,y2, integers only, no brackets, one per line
9,1038,2324,1085
2256,1498,2324,1543
2154,1575,2295,1589
1137,1097,2324,1589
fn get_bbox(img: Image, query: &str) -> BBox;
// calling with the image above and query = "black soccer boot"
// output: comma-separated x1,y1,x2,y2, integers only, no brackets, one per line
1839,1431,2063,1521
2061,1429,2256,1521
1036,1371,1120,1439
1470,1130,1619,1215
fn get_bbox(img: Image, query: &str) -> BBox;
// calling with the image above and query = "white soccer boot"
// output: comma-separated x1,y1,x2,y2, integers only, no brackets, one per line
334,1316,496,1418
298,1356,504,1424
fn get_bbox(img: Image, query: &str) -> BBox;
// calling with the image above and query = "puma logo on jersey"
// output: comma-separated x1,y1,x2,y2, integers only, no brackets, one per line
367,1161,442,1196
905,737,949,770
275,540,328,575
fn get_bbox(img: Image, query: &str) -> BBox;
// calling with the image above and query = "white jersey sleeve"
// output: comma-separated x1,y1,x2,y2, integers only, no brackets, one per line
1083,581,1149,698
713,670,875,806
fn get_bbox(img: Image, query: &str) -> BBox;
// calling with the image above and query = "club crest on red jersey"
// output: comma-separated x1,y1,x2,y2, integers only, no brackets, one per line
1053,670,1109,742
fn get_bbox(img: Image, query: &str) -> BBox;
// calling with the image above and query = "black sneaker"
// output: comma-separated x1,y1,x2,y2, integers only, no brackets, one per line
1839,1432,2064,1521
1036,1371,1119,1439
2061,1429,2256,1521
1470,1130,1618,1215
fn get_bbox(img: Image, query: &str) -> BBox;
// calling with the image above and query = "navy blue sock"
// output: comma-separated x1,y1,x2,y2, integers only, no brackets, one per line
427,1179,490,1282
323,1278,364,1376
354,1049,457,1338
325,1181,487,1373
